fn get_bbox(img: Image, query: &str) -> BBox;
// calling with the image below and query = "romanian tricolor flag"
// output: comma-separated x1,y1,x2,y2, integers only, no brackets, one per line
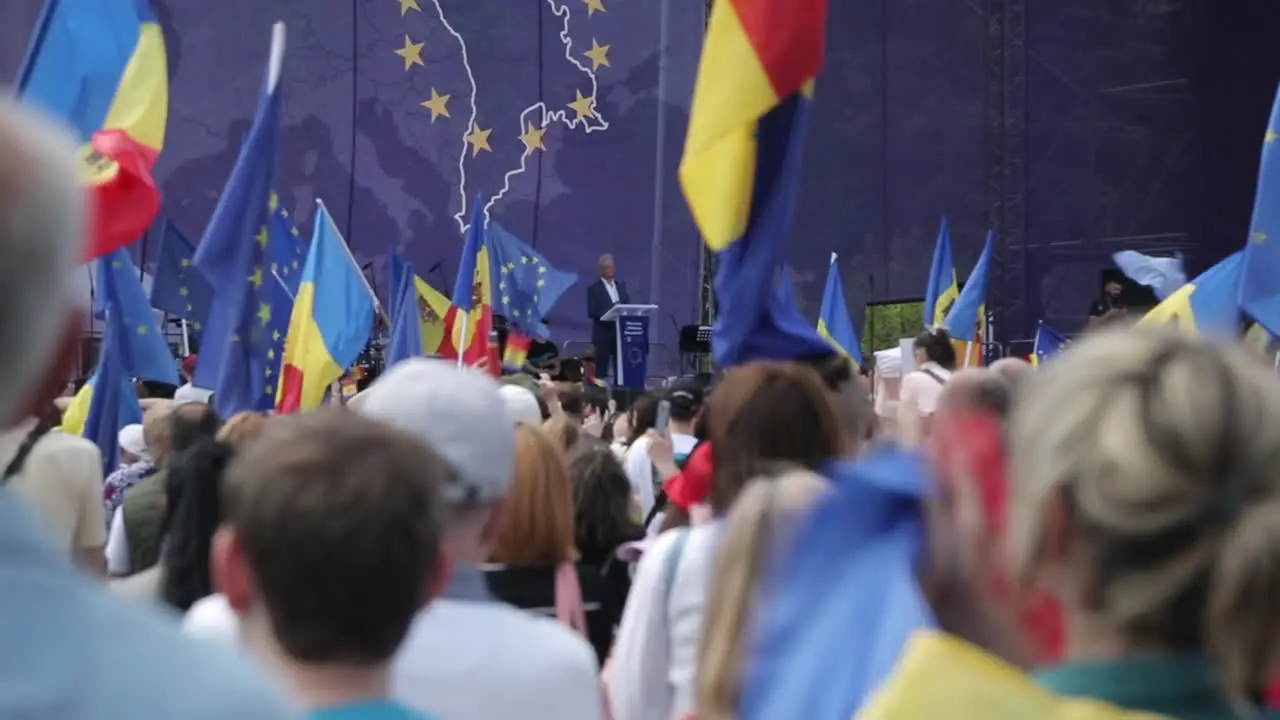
679,0,832,367
16,0,168,261
503,331,533,371
276,202,375,413
447,198,499,375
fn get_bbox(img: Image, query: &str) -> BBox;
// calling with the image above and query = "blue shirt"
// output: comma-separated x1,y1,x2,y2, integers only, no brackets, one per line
0,488,294,718
309,700,433,720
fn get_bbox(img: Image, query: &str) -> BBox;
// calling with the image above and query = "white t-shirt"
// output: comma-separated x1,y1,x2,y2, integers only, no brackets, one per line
897,361,952,444
606,522,722,720
183,593,604,720
622,433,696,521
0,427,105,553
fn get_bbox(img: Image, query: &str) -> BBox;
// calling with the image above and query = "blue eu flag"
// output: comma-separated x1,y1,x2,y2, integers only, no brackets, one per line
487,222,578,335
96,248,178,385
82,326,143,474
150,219,211,331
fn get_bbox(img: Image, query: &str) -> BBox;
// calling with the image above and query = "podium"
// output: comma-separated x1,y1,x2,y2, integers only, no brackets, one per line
601,303,657,390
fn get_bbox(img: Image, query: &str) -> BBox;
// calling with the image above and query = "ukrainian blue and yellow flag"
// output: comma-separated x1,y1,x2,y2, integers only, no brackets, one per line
943,231,994,343
679,0,832,367
276,202,375,413
1239,84,1280,336
1031,322,1069,367
17,0,168,261
818,253,863,364
924,217,959,327
1140,251,1243,337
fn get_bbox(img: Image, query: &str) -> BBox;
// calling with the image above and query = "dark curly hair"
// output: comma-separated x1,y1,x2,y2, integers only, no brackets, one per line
569,446,640,552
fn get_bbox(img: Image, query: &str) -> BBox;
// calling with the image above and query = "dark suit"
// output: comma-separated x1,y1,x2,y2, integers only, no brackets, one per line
587,278,630,381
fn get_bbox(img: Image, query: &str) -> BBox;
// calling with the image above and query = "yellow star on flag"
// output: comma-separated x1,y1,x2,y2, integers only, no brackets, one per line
248,266,264,289
255,226,269,248
1268,128,1278,144
179,258,190,268
583,39,611,71
583,0,605,16
567,90,595,122
258,303,272,326
395,35,425,71
421,88,451,122
466,123,493,156
137,324,148,335
520,122,547,155
178,286,189,297
1254,231,1268,243
399,0,421,15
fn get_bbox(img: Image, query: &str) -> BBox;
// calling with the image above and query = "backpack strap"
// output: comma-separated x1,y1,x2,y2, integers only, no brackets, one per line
662,528,690,611
2,424,52,485
920,368,947,386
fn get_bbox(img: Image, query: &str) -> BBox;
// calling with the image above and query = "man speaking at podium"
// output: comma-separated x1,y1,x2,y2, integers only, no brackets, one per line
587,253,630,382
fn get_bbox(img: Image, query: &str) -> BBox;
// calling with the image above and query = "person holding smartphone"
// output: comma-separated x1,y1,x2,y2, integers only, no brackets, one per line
622,379,702,526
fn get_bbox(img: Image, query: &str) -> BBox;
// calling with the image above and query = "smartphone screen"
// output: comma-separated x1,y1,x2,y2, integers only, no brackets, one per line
654,399,671,432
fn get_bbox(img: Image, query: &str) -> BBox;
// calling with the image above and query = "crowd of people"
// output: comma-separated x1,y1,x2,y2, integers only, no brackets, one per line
4,90,1280,720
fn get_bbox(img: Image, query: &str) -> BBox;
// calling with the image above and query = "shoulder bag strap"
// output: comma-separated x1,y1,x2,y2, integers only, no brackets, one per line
2,425,52,485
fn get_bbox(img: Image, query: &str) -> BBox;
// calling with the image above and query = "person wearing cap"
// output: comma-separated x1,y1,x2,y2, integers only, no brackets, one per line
183,359,604,720
0,98,293,718
622,379,702,525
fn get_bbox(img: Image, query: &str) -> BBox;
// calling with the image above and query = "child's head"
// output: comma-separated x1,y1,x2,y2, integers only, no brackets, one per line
213,408,451,666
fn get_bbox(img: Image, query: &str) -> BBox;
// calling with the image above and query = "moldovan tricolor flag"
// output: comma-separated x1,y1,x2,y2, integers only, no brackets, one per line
446,198,499,375
16,0,169,261
276,202,374,413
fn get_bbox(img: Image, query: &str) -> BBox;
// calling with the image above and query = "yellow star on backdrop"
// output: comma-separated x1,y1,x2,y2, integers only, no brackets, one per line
399,0,420,14
583,39,611,71
567,90,596,121
421,88,451,122
520,123,547,155
395,35,425,71
465,123,493,156
583,0,606,16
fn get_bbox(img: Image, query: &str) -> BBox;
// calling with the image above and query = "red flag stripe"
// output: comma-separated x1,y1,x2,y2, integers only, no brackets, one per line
728,0,826,98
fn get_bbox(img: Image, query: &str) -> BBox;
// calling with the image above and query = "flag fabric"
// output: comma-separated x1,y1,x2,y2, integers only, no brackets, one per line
923,217,959,327
817,253,863,365
679,0,832,368
1112,250,1186,301
81,326,143,473
150,219,212,330
268,200,308,297
386,251,423,367
447,198,498,373
943,231,994,343
1140,251,1243,337
96,248,178,385
742,449,936,720
17,0,169,261
503,331,533,371
487,221,578,336
277,202,375,413
1240,84,1280,336
192,24,288,418
58,379,94,436
1031,322,1069,367
415,276,458,356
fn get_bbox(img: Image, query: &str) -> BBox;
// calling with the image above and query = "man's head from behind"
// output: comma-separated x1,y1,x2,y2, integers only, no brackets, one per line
0,100,90,428
213,409,450,667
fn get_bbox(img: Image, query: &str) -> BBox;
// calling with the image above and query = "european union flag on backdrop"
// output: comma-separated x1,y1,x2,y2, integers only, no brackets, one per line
97,248,178,385
1032,321,1069,367
817,253,863,365
1239,84,1280,336
1141,251,1243,336
386,250,423,366
943,231,994,342
192,24,285,417
150,219,211,329
487,221,578,335
82,327,142,473
742,449,936,720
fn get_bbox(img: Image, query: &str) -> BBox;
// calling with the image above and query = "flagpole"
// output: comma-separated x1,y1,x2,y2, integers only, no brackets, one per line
963,341,973,369
456,312,470,369
314,198,390,327
180,318,191,357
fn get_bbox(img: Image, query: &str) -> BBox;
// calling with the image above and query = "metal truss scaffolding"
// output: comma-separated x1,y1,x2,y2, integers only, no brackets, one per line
984,0,1029,341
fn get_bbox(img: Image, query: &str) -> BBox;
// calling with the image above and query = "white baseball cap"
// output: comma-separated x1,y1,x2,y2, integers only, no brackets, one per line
498,384,543,427
355,358,515,505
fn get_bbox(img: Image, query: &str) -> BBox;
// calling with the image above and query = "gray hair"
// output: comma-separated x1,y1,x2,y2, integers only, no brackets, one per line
598,254,613,269
0,99,85,421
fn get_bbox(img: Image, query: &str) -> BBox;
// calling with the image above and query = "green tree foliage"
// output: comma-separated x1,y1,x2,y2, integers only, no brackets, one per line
862,301,924,360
